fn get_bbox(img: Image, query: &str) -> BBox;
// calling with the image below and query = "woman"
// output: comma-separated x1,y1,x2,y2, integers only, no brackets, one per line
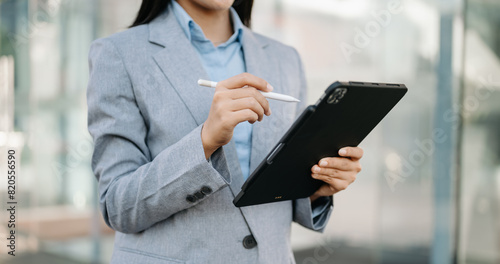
87,0,363,263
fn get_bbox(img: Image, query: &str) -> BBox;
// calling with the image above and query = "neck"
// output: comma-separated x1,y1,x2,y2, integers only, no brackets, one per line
176,0,233,46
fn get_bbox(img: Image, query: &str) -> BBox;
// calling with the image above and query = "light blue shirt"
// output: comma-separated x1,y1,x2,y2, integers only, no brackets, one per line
172,1,253,179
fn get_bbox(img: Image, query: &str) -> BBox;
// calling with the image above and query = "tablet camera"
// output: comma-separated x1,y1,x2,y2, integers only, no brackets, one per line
327,88,347,104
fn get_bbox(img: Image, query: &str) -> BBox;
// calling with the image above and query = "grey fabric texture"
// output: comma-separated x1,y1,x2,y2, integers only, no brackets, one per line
87,4,333,264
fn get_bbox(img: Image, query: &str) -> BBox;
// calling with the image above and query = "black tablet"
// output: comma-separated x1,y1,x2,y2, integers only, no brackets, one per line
233,81,407,207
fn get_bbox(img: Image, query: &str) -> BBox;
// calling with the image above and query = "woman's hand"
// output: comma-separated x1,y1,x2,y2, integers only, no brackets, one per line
201,73,273,159
310,147,363,201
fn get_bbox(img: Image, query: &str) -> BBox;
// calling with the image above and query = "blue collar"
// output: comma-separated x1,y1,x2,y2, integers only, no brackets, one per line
171,1,244,46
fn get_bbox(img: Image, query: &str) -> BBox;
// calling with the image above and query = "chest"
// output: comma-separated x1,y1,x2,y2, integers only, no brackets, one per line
123,46,302,160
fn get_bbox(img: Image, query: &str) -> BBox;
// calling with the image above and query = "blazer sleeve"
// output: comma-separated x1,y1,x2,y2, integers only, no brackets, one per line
87,38,230,234
290,48,334,232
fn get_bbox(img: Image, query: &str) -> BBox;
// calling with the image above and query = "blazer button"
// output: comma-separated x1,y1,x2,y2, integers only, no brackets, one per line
186,195,197,203
242,235,257,249
194,191,205,200
201,186,212,195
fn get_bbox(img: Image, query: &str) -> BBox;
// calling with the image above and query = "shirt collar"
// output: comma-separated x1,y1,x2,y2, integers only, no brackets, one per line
171,1,243,46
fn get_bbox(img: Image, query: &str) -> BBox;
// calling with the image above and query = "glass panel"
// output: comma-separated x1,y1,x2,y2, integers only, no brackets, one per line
459,0,500,263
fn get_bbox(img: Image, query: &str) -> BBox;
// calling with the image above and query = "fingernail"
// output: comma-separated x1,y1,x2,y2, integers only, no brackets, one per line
313,166,321,173
320,160,328,167
268,108,272,115
267,83,274,92
339,149,347,156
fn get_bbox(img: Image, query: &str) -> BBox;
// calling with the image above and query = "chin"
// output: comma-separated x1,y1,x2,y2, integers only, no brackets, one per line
192,0,235,10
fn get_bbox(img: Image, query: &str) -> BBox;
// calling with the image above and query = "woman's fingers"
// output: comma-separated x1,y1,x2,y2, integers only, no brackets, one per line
338,147,364,160
311,174,350,193
231,109,260,124
310,148,364,197
228,97,266,121
201,73,274,158
311,167,357,183
218,73,273,92
316,157,362,173
224,88,270,116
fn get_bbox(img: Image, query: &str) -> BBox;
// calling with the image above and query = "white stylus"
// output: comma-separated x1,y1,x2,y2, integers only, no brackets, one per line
197,79,300,103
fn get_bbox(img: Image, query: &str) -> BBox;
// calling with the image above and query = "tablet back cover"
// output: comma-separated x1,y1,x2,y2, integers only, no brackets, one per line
234,81,407,207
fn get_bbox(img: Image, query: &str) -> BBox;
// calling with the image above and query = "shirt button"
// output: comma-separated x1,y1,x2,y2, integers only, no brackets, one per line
242,235,257,249
201,186,212,195
186,195,197,203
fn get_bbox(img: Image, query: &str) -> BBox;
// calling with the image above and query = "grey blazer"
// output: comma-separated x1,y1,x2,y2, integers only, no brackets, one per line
87,5,333,264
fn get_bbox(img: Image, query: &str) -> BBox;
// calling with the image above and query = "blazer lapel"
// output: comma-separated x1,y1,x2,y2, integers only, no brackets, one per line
149,7,212,126
149,6,246,197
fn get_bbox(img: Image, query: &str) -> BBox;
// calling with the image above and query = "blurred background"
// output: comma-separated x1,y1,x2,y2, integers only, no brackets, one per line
0,0,499,263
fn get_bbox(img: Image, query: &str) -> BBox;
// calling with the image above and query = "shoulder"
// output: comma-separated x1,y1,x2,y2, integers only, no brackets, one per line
247,30,304,76
89,24,150,56
252,31,301,60
248,30,304,74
